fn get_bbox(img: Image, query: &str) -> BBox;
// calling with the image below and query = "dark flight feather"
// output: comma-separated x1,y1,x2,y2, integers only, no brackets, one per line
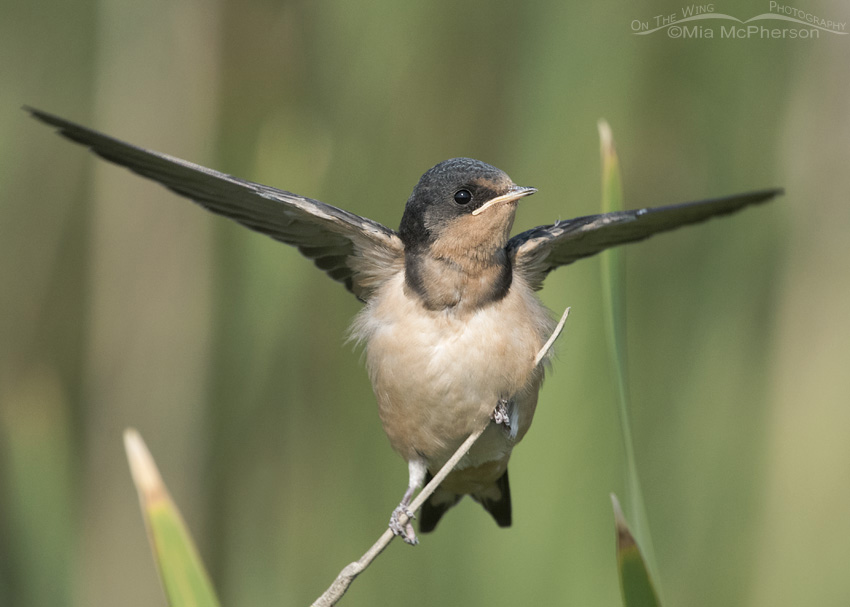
25,106,403,302
509,188,782,290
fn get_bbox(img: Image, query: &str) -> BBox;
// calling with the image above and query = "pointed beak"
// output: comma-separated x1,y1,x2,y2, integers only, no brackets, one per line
471,185,537,216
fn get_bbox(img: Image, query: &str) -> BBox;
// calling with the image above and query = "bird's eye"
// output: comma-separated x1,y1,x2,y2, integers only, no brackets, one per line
453,189,472,205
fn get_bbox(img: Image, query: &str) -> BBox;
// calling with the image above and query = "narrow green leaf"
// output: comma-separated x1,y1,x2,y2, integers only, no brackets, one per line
599,120,624,216
611,494,661,607
598,120,660,589
124,429,221,607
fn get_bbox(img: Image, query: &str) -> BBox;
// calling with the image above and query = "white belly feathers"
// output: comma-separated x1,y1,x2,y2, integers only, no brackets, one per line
350,272,556,470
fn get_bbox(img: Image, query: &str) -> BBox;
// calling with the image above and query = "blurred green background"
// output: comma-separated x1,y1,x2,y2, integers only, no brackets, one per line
2,0,848,605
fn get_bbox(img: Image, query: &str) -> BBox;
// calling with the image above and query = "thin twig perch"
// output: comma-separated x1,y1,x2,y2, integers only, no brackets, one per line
311,306,570,607
310,427,486,607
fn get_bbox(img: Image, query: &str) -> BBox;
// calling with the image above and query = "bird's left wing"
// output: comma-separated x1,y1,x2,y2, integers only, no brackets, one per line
27,107,404,302
508,188,782,290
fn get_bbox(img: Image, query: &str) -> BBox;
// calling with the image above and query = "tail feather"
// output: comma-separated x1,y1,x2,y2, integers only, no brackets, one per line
478,469,511,527
419,471,460,533
419,494,460,533
418,469,512,533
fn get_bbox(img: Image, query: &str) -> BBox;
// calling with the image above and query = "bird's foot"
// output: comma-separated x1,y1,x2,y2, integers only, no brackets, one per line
389,505,418,545
492,398,512,431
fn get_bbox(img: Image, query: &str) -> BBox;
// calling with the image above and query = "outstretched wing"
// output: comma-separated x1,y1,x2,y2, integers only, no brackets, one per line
27,107,403,302
509,189,782,290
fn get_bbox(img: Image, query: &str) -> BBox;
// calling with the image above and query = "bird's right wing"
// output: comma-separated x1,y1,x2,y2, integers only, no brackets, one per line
27,107,404,302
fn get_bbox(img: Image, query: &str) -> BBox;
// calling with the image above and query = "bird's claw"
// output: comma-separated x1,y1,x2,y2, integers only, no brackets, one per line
389,505,418,545
492,398,511,430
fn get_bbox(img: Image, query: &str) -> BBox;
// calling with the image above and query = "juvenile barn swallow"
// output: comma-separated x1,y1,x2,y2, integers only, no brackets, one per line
27,107,781,544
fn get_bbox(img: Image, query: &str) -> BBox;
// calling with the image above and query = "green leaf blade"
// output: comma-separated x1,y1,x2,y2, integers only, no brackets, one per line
599,120,662,602
612,494,661,607
124,429,221,607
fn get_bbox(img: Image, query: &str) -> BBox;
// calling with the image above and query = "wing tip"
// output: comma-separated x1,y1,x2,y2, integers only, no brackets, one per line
23,105,63,128
762,186,785,200
739,186,784,204
24,106,99,150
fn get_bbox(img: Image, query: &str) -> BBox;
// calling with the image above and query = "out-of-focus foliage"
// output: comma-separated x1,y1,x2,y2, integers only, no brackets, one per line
2,0,848,606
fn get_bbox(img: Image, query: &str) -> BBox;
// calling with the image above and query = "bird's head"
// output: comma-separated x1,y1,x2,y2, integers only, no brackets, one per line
399,158,536,258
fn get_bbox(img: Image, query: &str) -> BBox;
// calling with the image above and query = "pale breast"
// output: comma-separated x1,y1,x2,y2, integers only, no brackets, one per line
350,272,556,470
